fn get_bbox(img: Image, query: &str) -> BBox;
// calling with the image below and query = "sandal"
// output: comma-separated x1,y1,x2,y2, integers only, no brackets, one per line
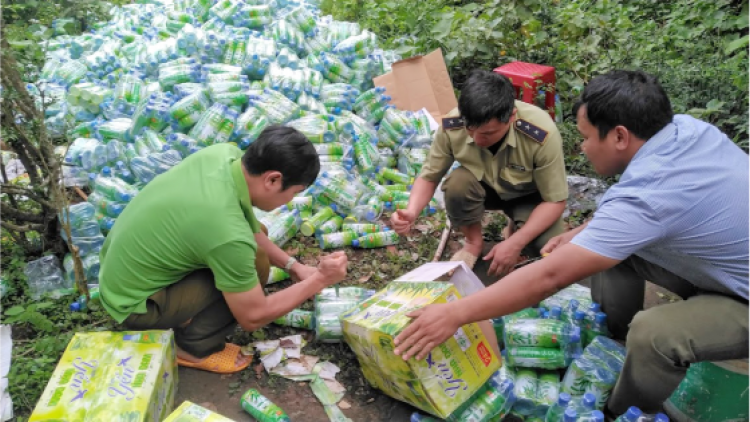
450,250,479,270
177,343,250,374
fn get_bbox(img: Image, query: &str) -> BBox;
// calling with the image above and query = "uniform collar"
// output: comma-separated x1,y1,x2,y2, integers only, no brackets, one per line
231,159,261,233
466,114,518,149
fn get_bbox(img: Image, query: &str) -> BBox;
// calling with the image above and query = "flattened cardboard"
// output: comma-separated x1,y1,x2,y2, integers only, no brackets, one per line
373,49,458,123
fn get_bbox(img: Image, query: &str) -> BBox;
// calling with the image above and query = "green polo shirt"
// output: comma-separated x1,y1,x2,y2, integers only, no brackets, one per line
99,144,262,323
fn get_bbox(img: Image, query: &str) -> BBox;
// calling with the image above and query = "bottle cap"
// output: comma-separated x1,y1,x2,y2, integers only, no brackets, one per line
571,326,581,343
582,392,596,408
574,310,586,320
564,408,577,422
654,413,670,422
626,407,643,419
352,239,359,248
558,392,571,405
590,410,605,422
550,305,562,318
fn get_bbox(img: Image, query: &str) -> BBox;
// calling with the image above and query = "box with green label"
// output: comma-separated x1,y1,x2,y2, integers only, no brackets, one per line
29,330,177,422
163,401,236,422
341,279,501,419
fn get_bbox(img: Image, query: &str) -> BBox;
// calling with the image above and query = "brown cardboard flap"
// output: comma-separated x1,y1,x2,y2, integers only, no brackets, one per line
372,48,458,123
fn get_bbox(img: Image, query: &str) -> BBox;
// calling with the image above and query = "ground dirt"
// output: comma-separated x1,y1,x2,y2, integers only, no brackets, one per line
175,212,676,421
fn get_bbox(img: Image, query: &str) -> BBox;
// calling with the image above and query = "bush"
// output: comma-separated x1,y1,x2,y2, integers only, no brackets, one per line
322,0,749,175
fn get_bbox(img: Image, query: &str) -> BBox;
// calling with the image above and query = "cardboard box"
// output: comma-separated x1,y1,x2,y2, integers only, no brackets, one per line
341,262,500,419
30,330,177,422
393,261,486,297
373,49,458,123
163,401,236,422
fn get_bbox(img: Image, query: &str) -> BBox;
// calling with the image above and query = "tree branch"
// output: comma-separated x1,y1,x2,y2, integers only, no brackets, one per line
0,220,44,233
0,205,46,223
0,184,57,209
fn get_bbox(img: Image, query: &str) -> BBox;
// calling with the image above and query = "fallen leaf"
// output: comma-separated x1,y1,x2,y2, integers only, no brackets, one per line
386,245,398,254
366,398,375,404
254,363,264,379
357,273,373,284
411,252,419,261
338,400,352,410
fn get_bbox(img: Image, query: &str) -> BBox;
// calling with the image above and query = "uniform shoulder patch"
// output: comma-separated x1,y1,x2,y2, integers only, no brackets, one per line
515,119,548,144
442,117,465,131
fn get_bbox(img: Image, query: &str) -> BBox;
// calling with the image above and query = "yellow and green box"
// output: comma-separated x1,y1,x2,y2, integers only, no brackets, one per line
29,330,177,422
341,281,501,419
163,401,236,422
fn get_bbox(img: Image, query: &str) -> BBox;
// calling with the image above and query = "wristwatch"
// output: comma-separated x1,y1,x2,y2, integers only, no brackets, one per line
284,256,298,271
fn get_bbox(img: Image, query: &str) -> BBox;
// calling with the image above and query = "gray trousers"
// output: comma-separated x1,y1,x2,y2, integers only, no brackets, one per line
591,255,748,414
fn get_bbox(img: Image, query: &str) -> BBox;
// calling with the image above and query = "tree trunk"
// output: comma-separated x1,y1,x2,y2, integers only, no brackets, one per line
0,28,88,297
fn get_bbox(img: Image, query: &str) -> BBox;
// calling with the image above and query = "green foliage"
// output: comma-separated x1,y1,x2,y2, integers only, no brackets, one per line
322,0,749,174
2,234,120,417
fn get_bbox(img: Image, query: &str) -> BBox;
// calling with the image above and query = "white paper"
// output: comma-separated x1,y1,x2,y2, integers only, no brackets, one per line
317,362,340,381
259,347,284,370
251,335,305,372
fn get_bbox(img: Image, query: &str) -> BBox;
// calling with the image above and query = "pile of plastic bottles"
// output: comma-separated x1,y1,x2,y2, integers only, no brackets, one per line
22,256,70,300
411,284,620,422
561,337,626,412
615,407,669,422
540,284,608,347
311,287,375,342
59,203,103,274
29,0,453,300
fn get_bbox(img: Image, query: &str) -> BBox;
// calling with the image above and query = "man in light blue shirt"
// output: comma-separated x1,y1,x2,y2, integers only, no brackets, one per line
390,70,748,416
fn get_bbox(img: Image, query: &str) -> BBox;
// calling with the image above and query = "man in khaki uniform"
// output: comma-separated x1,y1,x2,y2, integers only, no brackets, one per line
391,70,568,276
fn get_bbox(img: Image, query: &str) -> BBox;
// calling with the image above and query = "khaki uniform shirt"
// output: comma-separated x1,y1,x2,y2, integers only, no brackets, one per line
420,100,568,203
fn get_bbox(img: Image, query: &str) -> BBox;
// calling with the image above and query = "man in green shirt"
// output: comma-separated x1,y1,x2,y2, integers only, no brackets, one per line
99,125,348,374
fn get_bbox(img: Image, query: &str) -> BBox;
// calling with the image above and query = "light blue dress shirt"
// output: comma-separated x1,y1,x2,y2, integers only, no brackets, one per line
572,115,749,300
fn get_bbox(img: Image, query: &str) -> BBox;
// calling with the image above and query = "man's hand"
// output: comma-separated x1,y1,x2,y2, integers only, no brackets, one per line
390,209,416,234
289,262,317,283
483,241,523,277
541,230,577,255
393,303,460,361
315,251,348,286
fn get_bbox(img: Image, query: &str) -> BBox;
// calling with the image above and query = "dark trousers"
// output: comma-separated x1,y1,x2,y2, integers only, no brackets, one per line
442,166,566,256
124,230,271,358
590,255,748,413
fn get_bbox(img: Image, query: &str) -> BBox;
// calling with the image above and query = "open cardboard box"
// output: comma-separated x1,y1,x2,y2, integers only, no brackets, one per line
394,261,485,298
341,262,500,419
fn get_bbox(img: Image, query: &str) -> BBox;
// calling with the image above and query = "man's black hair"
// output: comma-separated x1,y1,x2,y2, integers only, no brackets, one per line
573,70,674,140
458,70,516,128
242,125,320,190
